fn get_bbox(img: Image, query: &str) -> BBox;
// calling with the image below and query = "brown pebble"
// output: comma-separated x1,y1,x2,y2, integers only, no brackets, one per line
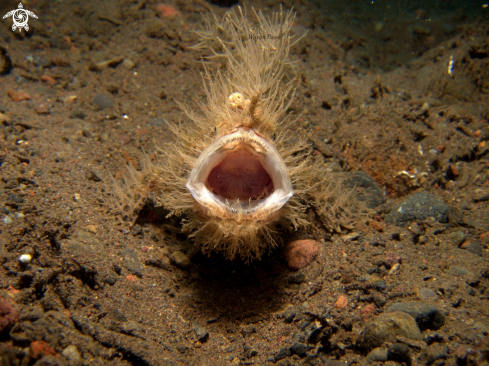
361,304,376,318
369,220,383,232
384,253,402,269
283,239,318,271
86,225,97,233
335,295,348,308
30,340,56,359
449,165,459,177
7,90,31,102
51,55,70,67
35,103,50,115
41,75,57,86
0,294,19,334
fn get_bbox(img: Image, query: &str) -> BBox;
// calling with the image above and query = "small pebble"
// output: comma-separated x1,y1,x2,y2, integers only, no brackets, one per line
387,343,410,364
41,75,56,86
69,109,86,119
51,55,70,67
366,347,388,362
123,58,136,70
73,193,81,201
0,295,19,334
385,253,402,268
122,247,143,277
194,324,209,342
283,239,318,271
450,231,466,246
35,104,50,115
92,93,115,110
335,295,348,308
3,216,12,224
342,232,360,241
86,225,97,234
418,288,438,301
62,345,81,366
19,254,32,264
131,224,142,236
361,304,377,319
170,251,191,270
388,263,400,276
274,347,291,362
7,90,31,102
289,343,308,358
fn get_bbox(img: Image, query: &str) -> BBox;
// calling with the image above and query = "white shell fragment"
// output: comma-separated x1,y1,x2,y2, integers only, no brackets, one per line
388,263,400,276
19,254,32,264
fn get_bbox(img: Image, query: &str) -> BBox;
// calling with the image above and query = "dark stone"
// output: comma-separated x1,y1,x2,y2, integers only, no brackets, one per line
283,308,297,324
85,170,101,182
92,93,114,110
302,320,323,344
449,231,466,246
289,343,308,358
130,224,142,236
385,193,448,226
274,347,291,362
387,343,411,363
121,248,143,277
374,280,387,291
194,324,209,343
448,265,468,277
464,242,483,257
69,109,86,119
104,272,118,286
344,171,386,208
386,301,445,331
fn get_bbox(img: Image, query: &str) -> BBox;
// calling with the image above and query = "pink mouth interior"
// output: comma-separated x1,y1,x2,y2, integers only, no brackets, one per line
206,149,274,201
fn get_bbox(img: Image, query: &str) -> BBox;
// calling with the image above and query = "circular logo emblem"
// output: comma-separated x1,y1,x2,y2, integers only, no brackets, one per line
3,3,38,32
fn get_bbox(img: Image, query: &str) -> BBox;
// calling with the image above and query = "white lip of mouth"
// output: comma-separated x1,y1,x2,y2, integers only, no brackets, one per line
186,128,293,220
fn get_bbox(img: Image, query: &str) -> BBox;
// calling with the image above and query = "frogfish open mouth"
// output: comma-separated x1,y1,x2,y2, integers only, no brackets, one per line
107,7,366,261
187,126,292,222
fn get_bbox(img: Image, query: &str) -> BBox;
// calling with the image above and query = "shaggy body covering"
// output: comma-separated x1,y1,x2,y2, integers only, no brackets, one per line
108,8,366,261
